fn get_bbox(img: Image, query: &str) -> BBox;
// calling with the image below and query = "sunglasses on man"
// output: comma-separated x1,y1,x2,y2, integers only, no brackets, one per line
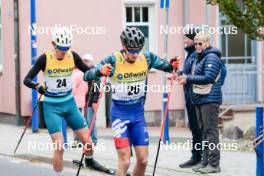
126,47,142,54
55,45,70,53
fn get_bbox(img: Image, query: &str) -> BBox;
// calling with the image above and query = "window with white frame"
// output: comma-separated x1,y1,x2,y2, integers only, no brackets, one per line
125,5,153,51
0,0,2,71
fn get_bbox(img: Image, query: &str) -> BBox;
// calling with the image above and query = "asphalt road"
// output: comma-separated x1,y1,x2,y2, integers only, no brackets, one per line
0,154,110,176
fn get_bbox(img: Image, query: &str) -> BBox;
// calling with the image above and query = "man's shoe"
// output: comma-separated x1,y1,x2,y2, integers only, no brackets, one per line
192,163,207,172
179,159,201,168
198,165,221,174
84,158,115,174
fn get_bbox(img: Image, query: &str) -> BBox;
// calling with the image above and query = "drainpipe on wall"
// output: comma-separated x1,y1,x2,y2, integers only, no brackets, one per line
30,0,39,133
14,0,23,125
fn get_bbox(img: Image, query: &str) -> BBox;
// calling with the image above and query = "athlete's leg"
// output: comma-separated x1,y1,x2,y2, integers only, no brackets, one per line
50,132,65,172
75,127,93,156
64,98,93,155
66,97,113,173
75,125,115,174
116,146,131,176
133,146,148,176
112,117,131,175
43,100,66,175
129,107,149,176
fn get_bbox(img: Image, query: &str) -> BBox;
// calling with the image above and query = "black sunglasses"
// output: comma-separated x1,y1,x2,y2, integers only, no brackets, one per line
194,42,203,46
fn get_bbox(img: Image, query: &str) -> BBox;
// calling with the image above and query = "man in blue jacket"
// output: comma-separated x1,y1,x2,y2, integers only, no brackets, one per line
177,32,226,174
179,28,203,168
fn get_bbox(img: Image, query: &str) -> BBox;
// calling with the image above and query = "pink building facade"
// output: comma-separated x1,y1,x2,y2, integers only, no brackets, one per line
0,0,263,126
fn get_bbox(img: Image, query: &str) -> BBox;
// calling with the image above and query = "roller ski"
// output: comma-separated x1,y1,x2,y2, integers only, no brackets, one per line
73,158,115,175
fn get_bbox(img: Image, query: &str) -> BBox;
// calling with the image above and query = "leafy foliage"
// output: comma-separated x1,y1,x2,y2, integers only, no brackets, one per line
207,0,264,40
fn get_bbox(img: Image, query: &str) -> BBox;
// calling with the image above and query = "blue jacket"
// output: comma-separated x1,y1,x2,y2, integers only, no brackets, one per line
183,45,196,102
187,47,223,105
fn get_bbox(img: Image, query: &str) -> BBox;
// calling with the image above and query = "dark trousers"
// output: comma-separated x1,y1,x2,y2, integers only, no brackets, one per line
195,103,220,167
186,101,202,161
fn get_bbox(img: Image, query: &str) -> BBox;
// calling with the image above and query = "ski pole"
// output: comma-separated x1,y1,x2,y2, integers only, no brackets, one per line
252,128,264,149
254,137,264,149
152,71,176,176
253,136,264,158
75,76,107,176
252,134,264,145
251,126,264,148
13,94,43,155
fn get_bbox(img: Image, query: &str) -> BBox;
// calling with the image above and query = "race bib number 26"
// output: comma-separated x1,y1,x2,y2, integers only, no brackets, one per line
112,83,145,101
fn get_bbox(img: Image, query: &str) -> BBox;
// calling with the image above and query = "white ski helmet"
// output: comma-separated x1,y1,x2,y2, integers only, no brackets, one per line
52,27,73,51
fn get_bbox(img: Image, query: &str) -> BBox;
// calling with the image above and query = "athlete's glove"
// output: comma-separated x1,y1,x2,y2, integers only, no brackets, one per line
170,56,181,70
36,85,47,95
100,64,112,76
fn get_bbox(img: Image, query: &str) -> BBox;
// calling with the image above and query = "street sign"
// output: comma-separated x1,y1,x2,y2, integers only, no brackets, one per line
160,0,169,9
